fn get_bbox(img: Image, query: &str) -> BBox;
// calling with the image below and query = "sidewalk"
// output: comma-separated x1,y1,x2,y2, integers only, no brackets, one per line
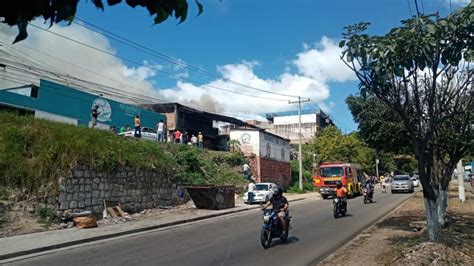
0,192,318,261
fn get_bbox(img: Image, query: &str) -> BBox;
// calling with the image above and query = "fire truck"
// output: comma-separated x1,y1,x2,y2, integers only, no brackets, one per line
313,162,363,199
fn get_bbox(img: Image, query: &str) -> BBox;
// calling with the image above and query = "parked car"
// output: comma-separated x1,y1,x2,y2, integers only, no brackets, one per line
243,183,278,203
463,173,472,182
411,176,420,187
118,127,158,141
391,175,414,193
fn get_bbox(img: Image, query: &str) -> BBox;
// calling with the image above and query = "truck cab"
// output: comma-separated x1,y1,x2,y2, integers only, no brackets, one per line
313,162,363,199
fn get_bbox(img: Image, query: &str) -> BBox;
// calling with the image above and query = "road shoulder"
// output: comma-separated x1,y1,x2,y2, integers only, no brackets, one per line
318,183,473,265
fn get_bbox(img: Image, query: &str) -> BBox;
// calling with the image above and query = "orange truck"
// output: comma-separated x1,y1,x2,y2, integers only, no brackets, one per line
313,162,363,199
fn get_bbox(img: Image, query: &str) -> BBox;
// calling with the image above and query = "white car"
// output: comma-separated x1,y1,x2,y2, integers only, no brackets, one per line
411,176,420,187
118,127,158,142
243,183,278,203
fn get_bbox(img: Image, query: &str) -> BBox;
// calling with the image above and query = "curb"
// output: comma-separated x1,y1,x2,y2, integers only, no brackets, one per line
311,191,420,265
0,197,306,261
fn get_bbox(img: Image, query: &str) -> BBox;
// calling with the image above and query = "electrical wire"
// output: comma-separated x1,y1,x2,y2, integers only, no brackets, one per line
73,17,301,99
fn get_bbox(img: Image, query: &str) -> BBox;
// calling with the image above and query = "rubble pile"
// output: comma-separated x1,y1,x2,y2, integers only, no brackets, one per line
396,242,472,265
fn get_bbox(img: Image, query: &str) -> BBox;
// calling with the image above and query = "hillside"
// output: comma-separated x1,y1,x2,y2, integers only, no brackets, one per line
0,112,247,194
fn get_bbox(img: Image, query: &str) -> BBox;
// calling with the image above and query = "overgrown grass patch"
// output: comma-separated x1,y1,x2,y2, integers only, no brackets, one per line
0,112,247,194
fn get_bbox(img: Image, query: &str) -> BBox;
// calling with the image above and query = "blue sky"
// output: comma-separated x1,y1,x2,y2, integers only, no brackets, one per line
1,0,468,132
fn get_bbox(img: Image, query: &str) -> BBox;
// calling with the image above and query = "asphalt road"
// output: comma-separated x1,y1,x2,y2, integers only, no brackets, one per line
9,188,414,266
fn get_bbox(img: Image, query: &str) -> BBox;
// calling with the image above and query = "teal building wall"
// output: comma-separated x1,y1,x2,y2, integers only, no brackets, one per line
0,79,165,128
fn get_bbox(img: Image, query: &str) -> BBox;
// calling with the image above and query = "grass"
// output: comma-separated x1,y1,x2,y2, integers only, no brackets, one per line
0,112,247,194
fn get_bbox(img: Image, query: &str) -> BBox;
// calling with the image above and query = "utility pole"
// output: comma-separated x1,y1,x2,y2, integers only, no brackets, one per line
456,159,465,203
375,155,380,179
289,96,310,191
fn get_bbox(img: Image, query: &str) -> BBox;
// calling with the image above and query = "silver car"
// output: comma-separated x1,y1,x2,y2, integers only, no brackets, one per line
391,175,414,193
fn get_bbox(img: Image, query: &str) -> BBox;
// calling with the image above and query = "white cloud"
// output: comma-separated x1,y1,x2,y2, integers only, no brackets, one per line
448,0,470,6
0,23,164,101
1,23,353,121
293,36,356,83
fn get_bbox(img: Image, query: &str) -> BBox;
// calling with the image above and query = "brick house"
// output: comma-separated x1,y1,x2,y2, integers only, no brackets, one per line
230,128,291,189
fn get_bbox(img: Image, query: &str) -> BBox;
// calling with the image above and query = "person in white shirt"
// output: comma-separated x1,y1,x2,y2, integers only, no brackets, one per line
156,120,165,142
247,180,256,204
191,134,198,147
243,163,250,180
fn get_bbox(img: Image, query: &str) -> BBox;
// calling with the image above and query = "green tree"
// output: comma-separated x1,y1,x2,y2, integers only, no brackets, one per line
340,4,473,240
310,126,376,174
0,0,204,43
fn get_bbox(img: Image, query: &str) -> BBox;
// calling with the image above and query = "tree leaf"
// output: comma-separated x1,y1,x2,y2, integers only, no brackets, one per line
154,8,170,24
107,0,122,6
339,40,346,48
92,0,104,10
13,21,28,44
196,0,203,16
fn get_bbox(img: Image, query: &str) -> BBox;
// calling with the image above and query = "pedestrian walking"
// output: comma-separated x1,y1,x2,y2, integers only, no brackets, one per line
182,132,189,144
90,105,100,129
198,132,204,149
156,120,165,142
134,115,141,138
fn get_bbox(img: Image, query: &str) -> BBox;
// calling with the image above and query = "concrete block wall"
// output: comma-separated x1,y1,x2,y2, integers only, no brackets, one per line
58,165,181,214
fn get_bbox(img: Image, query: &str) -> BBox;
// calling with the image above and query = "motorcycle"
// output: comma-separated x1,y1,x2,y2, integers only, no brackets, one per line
260,208,290,249
333,197,346,219
363,184,374,204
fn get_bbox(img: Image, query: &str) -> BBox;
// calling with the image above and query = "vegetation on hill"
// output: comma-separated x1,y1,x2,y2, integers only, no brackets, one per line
0,112,247,194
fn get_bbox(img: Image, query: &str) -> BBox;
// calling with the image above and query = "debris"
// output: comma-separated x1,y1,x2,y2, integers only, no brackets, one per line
73,216,97,229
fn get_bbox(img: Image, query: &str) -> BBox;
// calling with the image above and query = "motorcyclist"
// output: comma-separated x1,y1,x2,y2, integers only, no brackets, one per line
261,187,289,232
334,181,347,211
364,176,375,197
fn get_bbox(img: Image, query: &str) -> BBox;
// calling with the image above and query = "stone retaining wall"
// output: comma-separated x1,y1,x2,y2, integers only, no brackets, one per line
58,165,181,214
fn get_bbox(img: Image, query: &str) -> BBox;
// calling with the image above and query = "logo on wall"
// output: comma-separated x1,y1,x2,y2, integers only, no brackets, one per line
241,133,251,144
281,147,285,160
92,98,112,122
266,142,271,157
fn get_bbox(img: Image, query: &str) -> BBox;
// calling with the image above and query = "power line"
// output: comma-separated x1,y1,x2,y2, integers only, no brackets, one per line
73,18,301,99
27,23,289,102
407,0,413,16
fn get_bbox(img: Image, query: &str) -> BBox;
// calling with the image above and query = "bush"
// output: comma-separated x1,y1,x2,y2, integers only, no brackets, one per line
36,205,58,225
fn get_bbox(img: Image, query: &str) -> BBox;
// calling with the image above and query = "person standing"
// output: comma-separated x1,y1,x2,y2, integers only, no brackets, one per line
134,115,141,138
243,162,251,180
156,120,165,142
173,130,182,143
247,180,256,205
198,132,204,149
191,134,198,147
90,105,100,129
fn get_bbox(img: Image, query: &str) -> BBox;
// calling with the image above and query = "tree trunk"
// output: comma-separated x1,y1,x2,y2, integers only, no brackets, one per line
424,188,440,241
437,184,448,228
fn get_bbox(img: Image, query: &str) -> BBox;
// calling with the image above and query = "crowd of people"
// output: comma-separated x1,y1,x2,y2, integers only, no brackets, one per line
90,108,206,148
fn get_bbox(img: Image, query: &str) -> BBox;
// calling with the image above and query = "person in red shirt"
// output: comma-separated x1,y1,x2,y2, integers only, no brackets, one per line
173,130,182,143
335,181,347,212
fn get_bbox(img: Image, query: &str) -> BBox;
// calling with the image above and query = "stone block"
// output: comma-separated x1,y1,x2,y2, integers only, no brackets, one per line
85,185,92,191
92,190,100,198
78,192,85,200
79,185,85,192
100,191,106,198
85,178,91,185
69,201,78,208
73,192,79,201
66,194,72,201
99,183,104,190
93,178,100,184
86,192,92,199
92,184,99,190
74,170,83,178
78,200,85,208
58,193,66,203
84,170,91,178
85,199,92,206
93,206,102,214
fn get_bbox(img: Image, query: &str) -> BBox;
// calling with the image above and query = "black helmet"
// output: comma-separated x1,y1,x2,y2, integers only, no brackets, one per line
336,181,342,188
275,187,283,196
